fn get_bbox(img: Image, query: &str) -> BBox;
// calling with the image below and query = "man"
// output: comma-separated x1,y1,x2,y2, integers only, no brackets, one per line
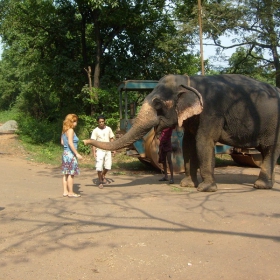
158,126,175,184
91,115,115,189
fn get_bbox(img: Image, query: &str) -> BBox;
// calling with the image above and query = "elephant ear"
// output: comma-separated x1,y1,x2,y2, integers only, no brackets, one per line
176,85,203,127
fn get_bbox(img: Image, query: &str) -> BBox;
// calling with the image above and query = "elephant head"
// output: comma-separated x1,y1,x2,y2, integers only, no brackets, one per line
84,75,203,150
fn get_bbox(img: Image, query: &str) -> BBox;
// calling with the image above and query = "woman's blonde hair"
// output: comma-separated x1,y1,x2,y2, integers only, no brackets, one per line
62,114,78,133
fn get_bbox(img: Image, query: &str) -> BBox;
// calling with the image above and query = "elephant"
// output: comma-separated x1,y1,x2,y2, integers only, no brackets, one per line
83,74,280,192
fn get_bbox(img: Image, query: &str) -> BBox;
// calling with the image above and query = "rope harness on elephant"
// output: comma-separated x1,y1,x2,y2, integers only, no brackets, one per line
183,74,203,107
180,85,204,108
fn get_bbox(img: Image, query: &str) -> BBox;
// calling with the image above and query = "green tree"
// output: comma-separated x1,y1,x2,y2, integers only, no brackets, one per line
224,47,275,84
0,0,85,119
174,0,280,86
0,0,202,145
202,0,280,86
76,0,200,86
0,50,20,109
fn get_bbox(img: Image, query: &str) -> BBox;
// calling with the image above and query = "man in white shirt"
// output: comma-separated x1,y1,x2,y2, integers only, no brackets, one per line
91,115,115,189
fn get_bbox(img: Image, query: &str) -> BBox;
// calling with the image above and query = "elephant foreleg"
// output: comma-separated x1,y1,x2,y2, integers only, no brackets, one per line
196,137,217,192
180,132,199,188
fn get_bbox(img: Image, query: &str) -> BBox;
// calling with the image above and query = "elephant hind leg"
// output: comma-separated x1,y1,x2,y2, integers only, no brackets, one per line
254,145,279,189
180,131,199,188
254,178,273,189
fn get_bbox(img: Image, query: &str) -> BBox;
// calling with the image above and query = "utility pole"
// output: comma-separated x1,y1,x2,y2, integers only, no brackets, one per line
198,0,205,75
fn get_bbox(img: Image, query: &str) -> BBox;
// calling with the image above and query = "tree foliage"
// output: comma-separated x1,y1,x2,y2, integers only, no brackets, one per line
174,0,280,86
0,0,201,143
203,0,280,86
1,0,279,145
224,47,275,84
0,0,85,119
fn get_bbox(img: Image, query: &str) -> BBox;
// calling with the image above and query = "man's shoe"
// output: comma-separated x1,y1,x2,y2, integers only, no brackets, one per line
159,177,168,181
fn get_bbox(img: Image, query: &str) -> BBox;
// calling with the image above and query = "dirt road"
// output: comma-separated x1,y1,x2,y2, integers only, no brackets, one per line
1,134,280,279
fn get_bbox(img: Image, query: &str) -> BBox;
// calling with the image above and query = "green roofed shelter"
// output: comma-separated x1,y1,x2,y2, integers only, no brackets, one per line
118,80,158,120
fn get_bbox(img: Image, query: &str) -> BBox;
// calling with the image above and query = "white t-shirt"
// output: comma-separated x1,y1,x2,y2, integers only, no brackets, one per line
91,126,115,151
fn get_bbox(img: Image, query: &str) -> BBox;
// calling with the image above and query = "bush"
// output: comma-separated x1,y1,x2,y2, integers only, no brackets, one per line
17,115,61,144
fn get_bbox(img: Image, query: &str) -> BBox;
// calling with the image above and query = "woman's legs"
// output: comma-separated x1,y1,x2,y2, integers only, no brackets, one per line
63,174,69,195
67,175,75,194
63,174,80,196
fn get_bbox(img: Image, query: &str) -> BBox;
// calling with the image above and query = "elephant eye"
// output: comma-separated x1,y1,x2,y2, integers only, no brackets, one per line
152,98,162,110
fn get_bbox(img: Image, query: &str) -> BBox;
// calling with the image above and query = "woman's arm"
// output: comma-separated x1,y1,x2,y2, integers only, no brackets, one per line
67,129,82,159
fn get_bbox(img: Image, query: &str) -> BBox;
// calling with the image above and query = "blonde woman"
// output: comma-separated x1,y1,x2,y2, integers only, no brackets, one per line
61,114,83,197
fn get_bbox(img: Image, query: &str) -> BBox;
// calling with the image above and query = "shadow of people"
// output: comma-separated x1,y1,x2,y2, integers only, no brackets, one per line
73,184,82,195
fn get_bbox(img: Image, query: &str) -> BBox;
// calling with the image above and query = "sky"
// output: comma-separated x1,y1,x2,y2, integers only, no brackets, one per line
199,36,237,68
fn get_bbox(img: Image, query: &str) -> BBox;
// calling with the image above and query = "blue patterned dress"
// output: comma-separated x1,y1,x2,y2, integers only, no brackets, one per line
61,132,80,175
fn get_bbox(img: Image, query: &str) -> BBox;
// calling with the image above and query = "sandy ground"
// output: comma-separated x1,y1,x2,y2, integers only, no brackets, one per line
1,134,280,280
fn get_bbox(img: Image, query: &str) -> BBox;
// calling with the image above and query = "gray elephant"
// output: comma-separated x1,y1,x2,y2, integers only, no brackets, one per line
84,74,280,192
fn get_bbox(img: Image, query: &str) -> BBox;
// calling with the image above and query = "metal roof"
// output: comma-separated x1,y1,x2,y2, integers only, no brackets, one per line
117,80,158,92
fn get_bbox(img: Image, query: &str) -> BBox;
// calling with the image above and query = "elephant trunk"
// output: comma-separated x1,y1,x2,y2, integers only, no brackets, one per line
85,102,158,151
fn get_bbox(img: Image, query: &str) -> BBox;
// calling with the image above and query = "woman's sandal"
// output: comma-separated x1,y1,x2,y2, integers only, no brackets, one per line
68,193,81,198
63,193,68,197
98,183,104,189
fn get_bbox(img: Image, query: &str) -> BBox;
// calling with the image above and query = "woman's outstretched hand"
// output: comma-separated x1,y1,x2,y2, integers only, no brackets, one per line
76,153,83,160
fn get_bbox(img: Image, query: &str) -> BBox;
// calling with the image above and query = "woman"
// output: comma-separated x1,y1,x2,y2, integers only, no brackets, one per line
61,114,83,197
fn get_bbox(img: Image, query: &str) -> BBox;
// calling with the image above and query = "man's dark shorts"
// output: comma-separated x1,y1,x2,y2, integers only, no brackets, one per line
158,141,172,163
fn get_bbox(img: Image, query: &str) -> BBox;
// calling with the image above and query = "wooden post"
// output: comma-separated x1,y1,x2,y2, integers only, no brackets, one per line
198,0,205,75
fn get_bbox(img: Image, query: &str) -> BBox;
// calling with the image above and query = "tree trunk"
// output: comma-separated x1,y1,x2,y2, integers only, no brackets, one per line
80,12,87,66
84,66,94,115
93,14,101,89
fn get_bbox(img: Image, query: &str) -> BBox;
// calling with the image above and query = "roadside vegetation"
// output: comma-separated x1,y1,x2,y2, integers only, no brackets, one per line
0,108,235,172
0,109,159,171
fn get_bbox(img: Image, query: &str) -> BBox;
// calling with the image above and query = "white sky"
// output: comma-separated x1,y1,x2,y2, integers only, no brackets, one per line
199,36,237,68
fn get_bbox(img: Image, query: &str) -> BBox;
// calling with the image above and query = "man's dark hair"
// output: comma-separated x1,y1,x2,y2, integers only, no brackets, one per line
97,115,106,121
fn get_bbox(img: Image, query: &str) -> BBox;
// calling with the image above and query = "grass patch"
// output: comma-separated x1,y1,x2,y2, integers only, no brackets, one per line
171,186,183,192
18,138,238,170
112,151,159,173
20,140,62,165
17,137,158,171
0,109,19,123
16,136,238,170
0,107,237,170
